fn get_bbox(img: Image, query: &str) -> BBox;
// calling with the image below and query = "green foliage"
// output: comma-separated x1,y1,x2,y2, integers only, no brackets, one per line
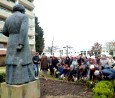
35,17,44,55
91,42,102,57
86,80,95,89
0,72,6,83
93,81,114,98
93,94,108,98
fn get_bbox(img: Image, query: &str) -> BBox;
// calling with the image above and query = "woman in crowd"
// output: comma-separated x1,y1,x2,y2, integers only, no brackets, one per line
40,55,49,80
100,54,109,69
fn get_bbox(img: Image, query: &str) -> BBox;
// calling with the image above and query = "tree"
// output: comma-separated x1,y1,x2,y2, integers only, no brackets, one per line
35,17,44,55
91,42,102,57
106,41,115,55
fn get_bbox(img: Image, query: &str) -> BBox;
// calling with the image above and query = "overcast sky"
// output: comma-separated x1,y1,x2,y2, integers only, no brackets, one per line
33,0,115,50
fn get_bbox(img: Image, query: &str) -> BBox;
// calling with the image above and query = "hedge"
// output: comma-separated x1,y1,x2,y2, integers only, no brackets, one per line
93,80,114,98
0,72,6,83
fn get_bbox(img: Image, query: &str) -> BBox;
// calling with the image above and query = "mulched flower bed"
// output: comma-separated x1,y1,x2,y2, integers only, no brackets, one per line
40,78,93,98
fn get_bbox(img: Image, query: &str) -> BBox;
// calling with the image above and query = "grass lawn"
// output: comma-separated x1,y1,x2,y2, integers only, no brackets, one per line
0,67,70,83
0,67,58,80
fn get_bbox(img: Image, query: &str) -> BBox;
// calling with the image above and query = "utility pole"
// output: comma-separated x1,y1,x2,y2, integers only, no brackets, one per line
66,45,69,56
63,45,72,56
51,39,54,55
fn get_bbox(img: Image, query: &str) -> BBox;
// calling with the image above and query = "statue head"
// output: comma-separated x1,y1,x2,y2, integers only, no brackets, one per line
12,4,25,14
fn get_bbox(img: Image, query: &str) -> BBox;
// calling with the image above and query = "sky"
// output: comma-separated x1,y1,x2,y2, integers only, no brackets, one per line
33,0,115,50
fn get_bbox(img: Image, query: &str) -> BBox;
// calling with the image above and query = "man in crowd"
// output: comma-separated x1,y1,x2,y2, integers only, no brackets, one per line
32,52,40,79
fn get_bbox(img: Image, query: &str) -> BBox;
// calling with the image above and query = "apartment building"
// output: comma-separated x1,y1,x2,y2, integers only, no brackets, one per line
0,0,35,55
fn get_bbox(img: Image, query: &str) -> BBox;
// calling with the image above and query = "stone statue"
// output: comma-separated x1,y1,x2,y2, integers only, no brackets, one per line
0,4,35,85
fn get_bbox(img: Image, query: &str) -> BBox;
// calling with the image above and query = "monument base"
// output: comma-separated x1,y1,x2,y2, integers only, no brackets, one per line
1,80,40,98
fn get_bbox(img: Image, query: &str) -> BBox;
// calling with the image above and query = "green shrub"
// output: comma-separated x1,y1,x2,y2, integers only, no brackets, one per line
0,72,6,83
86,80,96,89
93,94,108,98
93,81,114,98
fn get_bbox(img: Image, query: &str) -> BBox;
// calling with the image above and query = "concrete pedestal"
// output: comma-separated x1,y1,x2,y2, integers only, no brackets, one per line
0,80,40,98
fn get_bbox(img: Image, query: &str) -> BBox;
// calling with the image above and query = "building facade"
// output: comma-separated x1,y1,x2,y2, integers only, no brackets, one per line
0,0,35,55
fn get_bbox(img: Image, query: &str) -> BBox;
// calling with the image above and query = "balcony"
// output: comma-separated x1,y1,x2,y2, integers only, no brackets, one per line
29,19,35,28
0,0,34,18
0,48,6,55
30,44,35,52
0,21,5,30
0,34,8,43
28,29,35,36
19,0,35,10
29,39,35,45
28,0,34,2
0,0,14,10
25,9,34,18
0,8,11,19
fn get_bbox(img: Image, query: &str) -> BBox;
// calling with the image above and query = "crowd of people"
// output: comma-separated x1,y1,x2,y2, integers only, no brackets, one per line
32,52,115,82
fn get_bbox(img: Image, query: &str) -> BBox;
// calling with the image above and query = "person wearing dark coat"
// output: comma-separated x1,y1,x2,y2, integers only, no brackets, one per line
49,56,54,75
77,54,85,80
40,55,49,80
65,56,71,67
0,4,35,85
52,57,59,70
32,52,40,78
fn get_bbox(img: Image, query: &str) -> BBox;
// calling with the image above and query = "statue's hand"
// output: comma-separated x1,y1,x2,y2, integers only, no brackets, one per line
16,44,23,51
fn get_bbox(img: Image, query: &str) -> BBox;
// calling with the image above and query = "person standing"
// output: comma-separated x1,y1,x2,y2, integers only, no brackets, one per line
32,52,40,78
77,54,85,80
49,56,54,75
40,55,49,80
65,56,71,67
0,4,35,85
52,57,59,70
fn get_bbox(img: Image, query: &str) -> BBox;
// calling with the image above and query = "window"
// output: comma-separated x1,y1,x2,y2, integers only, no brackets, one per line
0,44,4,48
